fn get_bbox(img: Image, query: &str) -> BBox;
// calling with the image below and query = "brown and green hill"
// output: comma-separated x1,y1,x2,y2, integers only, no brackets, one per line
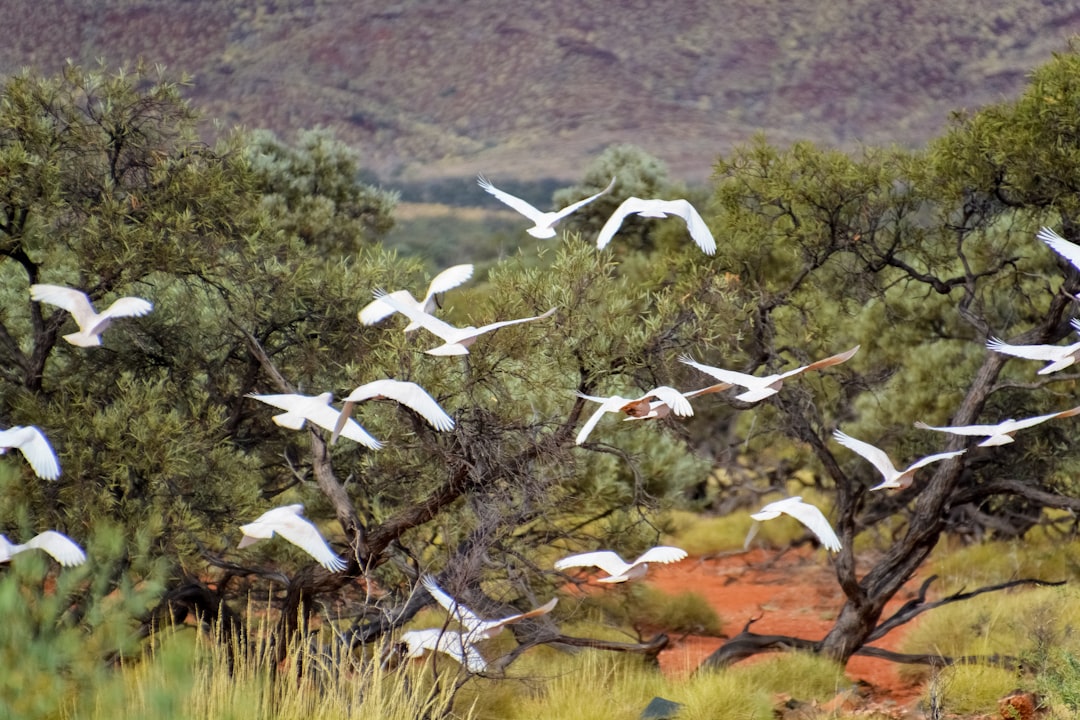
4,0,1080,183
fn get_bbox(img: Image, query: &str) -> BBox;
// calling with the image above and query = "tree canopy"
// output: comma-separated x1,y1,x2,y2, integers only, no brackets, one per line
5,46,1080,694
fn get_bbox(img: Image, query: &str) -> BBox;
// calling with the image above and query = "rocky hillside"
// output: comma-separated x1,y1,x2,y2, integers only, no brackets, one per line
4,0,1079,182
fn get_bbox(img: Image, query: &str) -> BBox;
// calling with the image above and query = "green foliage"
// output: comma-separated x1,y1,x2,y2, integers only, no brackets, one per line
927,664,1020,716
0,516,165,720
727,652,848,702
575,583,722,636
247,127,398,254
11,39,1080,711
78,623,463,720
461,649,774,720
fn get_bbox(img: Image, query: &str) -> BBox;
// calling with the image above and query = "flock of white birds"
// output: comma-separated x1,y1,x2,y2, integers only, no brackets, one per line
3,164,1080,675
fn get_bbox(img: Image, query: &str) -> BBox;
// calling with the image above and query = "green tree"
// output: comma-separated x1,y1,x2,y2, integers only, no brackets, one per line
247,127,397,254
0,61,731,683
699,46,1080,666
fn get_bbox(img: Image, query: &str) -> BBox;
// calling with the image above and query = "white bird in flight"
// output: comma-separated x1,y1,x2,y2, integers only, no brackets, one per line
238,504,346,572
596,197,717,255
832,429,965,491
478,175,616,239
372,289,556,356
30,284,153,347
621,383,734,422
575,387,694,444
330,379,454,445
247,391,381,449
914,405,1080,447
1038,226,1080,271
0,426,60,480
358,264,474,330
0,530,86,567
397,628,488,673
679,345,860,403
553,546,687,583
746,496,841,552
986,319,1080,375
420,575,557,642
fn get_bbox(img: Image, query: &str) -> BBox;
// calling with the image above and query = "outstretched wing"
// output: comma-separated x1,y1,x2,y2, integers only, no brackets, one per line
358,289,420,325
776,498,841,552
29,284,97,328
645,386,693,417
0,426,60,480
678,355,758,390
372,288,460,342
596,197,642,250
420,575,486,631
344,379,454,432
477,597,559,638
423,264,475,307
832,430,898,481
477,175,545,223
631,545,688,567
663,199,716,255
25,531,86,567
100,296,153,320
550,176,617,223
472,307,557,336
1039,226,1080,270
777,345,860,381
986,337,1070,362
914,420,1001,436
553,550,629,577
575,394,624,445
904,448,966,473
1006,405,1080,432
272,510,347,572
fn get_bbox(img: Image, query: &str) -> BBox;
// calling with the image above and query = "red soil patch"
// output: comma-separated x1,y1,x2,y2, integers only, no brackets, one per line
650,547,928,713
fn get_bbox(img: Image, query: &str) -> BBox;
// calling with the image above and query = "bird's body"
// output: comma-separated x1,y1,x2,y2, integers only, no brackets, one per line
620,383,734,422
747,496,841,552
238,504,346,572
358,264,474,330
478,175,616,239
575,387,694,444
0,426,60,480
372,289,556,356
832,429,965,491
596,197,717,255
247,391,381,449
914,405,1080,447
553,546,687,583
680,346,860,403
421,575,557,641
1038,227,1080,271
0,530,86,566
986,319,1080,374
398,628,488,673
330,379,453,445
30,284,152,347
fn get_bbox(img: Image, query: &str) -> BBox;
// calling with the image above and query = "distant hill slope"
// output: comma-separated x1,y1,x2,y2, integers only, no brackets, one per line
4,1,1079,183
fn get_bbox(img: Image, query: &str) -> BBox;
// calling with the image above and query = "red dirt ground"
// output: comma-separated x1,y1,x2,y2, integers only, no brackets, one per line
650,547,929,716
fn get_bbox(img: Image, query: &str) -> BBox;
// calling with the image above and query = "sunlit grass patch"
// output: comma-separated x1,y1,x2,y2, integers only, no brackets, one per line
727,652,849,702
478,649,774,720
662,509,753,556
927,536,1080,592
923,663,1019,717
81,617,464,720
567,582,721,636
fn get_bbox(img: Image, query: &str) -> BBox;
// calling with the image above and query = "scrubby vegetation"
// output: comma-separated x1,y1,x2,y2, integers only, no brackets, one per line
9,40,1080,719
